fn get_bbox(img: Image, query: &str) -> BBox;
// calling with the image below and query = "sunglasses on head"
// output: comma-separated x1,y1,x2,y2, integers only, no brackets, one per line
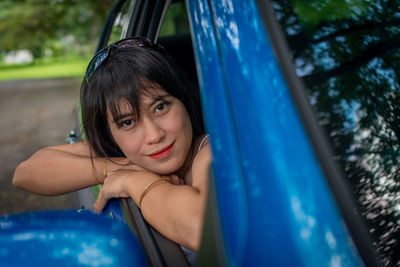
84,37,164,82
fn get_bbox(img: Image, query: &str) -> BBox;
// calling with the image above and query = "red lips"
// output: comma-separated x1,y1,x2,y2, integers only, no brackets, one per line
148,142,174,159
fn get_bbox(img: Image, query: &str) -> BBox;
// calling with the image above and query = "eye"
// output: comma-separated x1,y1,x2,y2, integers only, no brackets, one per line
156,103,165,111
117,118,136,129
154,101,171,114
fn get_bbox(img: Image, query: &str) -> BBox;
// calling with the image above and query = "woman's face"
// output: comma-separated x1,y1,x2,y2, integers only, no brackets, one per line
107,86,193,175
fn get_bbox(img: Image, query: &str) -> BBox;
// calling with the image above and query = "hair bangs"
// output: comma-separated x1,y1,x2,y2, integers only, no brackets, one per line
99,55,147,123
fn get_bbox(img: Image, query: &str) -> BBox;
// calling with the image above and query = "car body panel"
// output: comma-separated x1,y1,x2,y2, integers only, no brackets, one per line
0,210,148,266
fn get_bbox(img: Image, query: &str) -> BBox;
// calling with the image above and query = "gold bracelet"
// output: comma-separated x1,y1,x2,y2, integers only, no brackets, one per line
138,177,171,209
102,158,107,179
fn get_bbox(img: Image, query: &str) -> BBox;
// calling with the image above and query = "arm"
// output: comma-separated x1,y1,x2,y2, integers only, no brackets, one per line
12,141,132,195
94,142,212,251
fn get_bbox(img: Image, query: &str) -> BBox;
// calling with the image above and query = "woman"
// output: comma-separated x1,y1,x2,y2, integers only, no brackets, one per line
12,37,211,252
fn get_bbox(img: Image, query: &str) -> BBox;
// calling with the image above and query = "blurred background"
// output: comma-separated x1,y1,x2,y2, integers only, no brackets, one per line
0,0,114,214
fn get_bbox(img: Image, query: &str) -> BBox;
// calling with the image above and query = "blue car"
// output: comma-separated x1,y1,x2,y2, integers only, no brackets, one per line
2,0,399,266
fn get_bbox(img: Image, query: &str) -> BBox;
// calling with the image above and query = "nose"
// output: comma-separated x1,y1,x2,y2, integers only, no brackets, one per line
143,117,165,144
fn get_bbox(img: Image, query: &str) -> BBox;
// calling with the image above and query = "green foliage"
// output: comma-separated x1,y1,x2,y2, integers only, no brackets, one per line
0,0,113,59
159,2,190,37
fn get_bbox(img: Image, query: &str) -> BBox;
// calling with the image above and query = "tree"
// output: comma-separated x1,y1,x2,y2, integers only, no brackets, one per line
0,0,113,59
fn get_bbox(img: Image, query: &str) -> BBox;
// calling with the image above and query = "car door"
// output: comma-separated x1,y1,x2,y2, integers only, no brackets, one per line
187,0,378,266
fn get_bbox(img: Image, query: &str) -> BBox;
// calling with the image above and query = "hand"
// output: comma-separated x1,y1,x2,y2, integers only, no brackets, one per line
93,171,184,213
93,170,139,213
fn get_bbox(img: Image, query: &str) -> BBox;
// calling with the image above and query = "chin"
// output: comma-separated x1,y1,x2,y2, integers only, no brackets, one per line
154,160,183,175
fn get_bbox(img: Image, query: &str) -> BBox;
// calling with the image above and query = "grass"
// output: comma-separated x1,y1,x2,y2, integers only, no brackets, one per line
0,56,91,81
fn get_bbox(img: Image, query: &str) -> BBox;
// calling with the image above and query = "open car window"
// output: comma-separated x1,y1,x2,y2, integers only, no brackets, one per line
270,1,400,265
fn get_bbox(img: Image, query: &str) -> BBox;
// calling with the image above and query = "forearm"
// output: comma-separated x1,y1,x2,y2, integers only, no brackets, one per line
133,146,210,250
132,179,207,251
13,148,103,195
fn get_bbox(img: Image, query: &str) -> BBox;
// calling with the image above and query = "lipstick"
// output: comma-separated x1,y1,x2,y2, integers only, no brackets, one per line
148,142,174,159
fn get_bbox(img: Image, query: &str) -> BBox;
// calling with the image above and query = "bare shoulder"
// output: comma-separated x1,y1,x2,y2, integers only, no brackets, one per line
191,137,212,188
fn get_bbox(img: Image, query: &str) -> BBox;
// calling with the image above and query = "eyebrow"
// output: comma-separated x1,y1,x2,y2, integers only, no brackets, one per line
113,111,136,123
111,94,170,122
147,94,169,109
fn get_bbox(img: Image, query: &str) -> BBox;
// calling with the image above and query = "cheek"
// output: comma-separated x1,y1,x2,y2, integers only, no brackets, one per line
166,109,192,135
110,131,140,157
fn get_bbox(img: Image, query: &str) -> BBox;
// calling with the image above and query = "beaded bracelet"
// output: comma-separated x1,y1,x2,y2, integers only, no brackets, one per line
139,177,171,208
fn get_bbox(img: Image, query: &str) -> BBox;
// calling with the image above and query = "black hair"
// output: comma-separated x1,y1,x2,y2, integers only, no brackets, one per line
80,46,204,158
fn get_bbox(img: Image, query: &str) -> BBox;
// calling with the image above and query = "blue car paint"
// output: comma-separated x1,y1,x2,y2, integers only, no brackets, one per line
187,0,249,264
187,0,363,265
0,210,148,266
102,198,126,222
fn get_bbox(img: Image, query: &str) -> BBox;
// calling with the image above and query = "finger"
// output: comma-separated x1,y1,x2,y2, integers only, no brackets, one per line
94,190,109,213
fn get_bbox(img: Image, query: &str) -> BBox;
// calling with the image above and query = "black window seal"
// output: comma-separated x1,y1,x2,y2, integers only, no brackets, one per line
125,0,143,38
146,0,168,40
132,0,152,37
96,0,127,53
255,1,379,266
126,0,167,40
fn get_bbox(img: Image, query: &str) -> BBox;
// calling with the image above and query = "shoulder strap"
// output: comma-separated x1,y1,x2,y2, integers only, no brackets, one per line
197,134,210,153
